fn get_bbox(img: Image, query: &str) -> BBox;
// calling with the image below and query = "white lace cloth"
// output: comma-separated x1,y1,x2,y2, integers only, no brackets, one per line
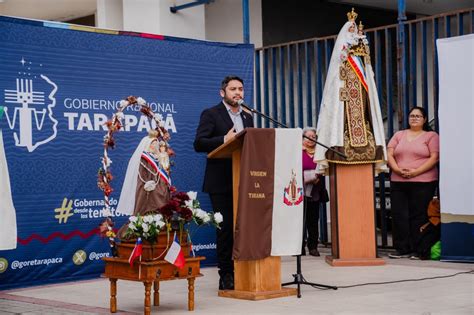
116,135,155,215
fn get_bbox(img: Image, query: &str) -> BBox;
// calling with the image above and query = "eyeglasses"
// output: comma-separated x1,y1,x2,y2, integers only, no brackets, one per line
409,115,423,119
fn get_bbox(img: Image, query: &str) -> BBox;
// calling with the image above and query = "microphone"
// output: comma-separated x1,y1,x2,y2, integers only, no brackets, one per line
237,99,255,114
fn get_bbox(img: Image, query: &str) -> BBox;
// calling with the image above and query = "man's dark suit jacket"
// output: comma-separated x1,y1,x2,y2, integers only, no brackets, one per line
194,102,254,194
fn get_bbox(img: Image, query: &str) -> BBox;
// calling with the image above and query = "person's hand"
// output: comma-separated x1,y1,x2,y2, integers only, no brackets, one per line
400,168,409,178
224,127,236,143
313,176,320,185
401,168,419,179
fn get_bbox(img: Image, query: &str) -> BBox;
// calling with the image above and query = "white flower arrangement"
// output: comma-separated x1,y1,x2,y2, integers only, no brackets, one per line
213,212,223,224
124,214,166,242
136,97,146,106
119,100,129,108
187,191,197,200
193,208,211,223
115,112,124,121
101,156,112,167
186,191,223,229
102,207,112,217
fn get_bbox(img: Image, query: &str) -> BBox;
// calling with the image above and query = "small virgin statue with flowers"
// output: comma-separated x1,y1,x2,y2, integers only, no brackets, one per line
98,96,222,254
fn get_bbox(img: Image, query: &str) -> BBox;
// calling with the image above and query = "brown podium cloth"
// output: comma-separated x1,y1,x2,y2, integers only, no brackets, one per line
232,128,275,260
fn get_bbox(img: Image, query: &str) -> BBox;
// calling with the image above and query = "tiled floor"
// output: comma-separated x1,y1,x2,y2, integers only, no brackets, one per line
0,248,473,315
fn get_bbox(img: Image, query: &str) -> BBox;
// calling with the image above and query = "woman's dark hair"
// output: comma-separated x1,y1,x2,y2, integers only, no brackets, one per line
221,75,244,90
408,106,432,131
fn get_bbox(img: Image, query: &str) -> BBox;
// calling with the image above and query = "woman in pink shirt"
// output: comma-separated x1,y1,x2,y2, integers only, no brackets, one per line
387,107,439,259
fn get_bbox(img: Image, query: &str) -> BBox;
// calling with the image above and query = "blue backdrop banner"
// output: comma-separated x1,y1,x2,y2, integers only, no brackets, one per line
0,16,254,289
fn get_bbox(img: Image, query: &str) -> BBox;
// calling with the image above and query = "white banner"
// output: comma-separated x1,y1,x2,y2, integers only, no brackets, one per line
0,129,17,250
437,34,474,216
271,128,304,256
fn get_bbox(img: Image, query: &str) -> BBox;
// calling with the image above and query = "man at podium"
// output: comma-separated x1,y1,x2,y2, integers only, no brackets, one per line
193,75,254,290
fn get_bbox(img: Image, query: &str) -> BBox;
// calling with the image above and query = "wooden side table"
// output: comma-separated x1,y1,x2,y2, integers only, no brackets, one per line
103,256,204,315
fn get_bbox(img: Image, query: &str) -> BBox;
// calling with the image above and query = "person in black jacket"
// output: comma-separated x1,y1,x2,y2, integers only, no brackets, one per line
193,75,254,290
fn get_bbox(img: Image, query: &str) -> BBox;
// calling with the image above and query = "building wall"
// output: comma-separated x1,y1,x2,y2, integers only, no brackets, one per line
205,0,263,47
159,0,206,40
94,0,262,46
96,0,123,30
261,0,411,46
96,0,206,39
122,0,161,34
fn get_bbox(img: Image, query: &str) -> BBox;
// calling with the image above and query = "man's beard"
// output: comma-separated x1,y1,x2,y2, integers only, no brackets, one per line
224,95,239,107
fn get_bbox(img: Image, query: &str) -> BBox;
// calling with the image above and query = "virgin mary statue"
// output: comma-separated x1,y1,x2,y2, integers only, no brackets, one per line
115,129,172,238
314,8,388,175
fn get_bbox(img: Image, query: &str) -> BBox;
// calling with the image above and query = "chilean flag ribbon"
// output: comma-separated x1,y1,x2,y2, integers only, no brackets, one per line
347,55,369,92
164,232,185,269
128,237,143,267
141,151,171,187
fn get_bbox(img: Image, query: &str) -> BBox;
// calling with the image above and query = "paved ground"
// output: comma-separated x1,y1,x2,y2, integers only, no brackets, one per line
0,247,473,315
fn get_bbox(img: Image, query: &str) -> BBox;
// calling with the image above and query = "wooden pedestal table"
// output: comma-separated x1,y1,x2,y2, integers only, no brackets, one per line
103,256,204,314
326,164,385,266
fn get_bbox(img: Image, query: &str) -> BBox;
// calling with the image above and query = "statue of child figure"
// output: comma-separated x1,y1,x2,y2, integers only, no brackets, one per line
157,140,171,174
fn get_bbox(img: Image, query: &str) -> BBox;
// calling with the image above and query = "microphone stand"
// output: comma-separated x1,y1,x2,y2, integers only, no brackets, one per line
239,102,338,297
281,202,338,297
240,103,346,158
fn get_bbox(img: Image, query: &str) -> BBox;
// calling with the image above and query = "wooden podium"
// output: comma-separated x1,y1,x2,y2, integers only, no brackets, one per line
325,163,385,266
208,130,297,300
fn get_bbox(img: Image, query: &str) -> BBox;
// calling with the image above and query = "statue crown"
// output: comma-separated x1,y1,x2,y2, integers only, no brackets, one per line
347,8,358,21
